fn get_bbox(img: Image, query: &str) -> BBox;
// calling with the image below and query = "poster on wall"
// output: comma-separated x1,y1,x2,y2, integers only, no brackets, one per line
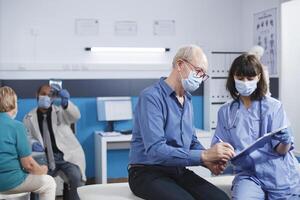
75,19,99,36
153,20,176,36
254,8,277,76
115,21,137,36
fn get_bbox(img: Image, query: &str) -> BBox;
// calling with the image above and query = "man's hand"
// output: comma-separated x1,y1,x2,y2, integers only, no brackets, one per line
202,143,235,163
204,161,227,175
40,165,48,175
21,156,49,175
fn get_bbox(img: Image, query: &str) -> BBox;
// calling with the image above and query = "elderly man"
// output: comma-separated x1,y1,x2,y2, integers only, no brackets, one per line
128,45,235,200
23,84,86,200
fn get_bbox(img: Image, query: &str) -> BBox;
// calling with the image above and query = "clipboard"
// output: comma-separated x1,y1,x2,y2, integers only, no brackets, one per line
231,125,288,163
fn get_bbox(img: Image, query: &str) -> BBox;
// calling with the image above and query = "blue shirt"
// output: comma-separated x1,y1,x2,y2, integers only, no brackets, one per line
0,112,31,192
129,78,205,167
212,96,300,190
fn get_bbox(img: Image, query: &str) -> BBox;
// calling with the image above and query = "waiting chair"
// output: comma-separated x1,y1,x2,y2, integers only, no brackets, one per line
0,192,29,200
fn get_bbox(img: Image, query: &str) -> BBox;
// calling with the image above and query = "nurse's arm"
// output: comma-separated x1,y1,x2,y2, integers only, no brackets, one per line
20,156,48,175
275,143,291,155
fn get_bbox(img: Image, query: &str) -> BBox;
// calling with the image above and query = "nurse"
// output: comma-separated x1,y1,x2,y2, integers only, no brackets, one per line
211,54,300,199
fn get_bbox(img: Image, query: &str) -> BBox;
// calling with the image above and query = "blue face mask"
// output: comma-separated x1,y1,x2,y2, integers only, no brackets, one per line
235,79,258,96
181,71,203,93
38,95,52,109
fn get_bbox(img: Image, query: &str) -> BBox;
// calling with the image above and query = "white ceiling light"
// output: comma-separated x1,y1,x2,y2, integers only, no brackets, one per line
85,47,170,53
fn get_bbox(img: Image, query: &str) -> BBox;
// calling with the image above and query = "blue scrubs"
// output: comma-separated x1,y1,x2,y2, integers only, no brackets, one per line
212,96,300,199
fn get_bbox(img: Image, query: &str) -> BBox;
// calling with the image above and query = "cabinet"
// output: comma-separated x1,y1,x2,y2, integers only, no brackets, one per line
204,51,244,131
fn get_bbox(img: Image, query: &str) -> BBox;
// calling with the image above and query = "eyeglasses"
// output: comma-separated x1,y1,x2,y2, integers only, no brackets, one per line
182,59,210,81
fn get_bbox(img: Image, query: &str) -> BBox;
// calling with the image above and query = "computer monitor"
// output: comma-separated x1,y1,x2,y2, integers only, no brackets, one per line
97,97,133,132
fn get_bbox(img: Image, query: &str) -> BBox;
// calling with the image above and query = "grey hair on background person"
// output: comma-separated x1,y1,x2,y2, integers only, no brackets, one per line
248,45,264,60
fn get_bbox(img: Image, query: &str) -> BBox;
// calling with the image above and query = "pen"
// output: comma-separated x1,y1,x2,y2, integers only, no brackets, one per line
215,135,235,154
215,135,224,143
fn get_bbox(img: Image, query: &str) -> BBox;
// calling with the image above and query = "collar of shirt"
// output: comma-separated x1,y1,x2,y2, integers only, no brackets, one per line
0,112,10,120
37,106,52,118
158,77,192,100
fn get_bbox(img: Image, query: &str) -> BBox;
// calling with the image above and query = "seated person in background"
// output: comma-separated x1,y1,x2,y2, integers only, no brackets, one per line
23,84,86,200
128,45,235,200
0,86,56,200
248,45,271,96
211,54,300,199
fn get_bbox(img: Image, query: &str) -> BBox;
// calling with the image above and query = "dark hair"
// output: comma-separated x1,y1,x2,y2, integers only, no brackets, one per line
226,54,267,100
36,84,50,100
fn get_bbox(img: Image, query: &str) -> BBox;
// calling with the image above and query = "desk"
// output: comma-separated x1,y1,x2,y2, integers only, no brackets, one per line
94,130,212,184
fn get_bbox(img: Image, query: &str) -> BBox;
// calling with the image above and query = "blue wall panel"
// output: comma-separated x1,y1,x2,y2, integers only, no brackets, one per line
15,96,203,179
107,150,130,178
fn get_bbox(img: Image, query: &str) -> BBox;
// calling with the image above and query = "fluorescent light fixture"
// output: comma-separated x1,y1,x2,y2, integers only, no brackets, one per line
85,47,170,53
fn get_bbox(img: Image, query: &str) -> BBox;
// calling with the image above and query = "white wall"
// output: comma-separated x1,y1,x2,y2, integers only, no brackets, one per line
0,0,242,79
281,0,300,152
240,0,282,51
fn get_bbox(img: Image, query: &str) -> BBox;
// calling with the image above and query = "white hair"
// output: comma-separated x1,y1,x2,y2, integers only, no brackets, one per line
248,45,264,60
172,45,202,68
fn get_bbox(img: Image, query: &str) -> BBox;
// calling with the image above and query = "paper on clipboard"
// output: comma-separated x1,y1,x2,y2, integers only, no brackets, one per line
231,125,288,163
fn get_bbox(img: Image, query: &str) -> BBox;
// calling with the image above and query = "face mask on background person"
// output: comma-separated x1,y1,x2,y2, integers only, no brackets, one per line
234,79,258,96
38,95,52,109
181,71,203,93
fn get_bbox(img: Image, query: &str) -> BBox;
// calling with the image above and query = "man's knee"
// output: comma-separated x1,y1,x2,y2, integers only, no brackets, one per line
65,169,83,186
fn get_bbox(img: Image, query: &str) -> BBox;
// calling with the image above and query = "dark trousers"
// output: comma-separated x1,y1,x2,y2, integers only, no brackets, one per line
128,165,230,200
32,152,84,200
50,153,84,200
